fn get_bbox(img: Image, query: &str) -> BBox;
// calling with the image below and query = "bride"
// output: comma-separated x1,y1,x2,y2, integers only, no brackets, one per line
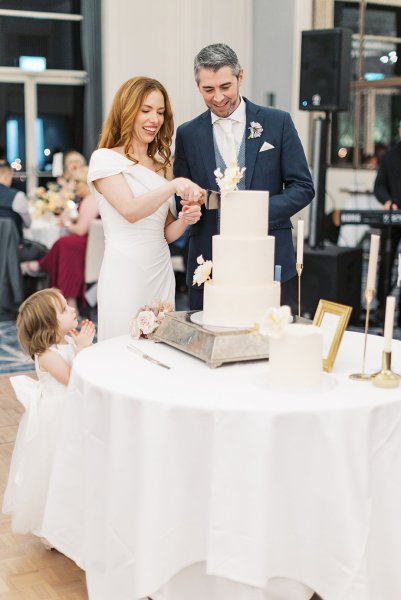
88,77,203,341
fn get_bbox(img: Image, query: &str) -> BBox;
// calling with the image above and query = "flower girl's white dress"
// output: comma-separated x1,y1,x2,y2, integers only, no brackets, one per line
3,337,76,536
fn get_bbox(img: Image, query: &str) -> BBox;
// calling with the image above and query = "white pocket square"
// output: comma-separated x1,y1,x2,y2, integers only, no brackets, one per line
259,141,275,152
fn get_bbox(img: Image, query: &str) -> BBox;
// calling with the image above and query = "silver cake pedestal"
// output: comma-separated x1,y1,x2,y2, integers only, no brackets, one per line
154,311,270,368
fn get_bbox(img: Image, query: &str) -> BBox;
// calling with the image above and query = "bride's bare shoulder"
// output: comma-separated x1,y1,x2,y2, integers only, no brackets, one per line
109,146,125,156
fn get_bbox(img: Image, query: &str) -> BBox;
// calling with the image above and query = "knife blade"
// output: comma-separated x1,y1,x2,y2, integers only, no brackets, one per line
127,343,171,370
205,189,221,210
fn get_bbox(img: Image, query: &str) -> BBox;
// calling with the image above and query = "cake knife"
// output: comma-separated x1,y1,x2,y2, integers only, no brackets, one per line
205,189,221,210
127,343,171,370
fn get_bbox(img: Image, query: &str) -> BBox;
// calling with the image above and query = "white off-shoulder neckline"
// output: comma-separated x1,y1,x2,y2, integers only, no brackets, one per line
97,148,167,180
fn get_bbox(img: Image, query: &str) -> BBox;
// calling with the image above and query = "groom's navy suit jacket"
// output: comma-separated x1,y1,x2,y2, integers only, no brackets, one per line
173,98,314,303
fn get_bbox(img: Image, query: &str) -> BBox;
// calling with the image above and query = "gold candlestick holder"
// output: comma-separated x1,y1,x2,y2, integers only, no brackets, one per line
350,288,375,381
371,351,401,388
296,262,303,319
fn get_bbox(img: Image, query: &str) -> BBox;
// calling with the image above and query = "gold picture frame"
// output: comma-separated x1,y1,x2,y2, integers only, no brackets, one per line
313,300,353,372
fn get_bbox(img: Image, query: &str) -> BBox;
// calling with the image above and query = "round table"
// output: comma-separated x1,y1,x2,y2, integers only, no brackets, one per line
42,331,401,600
24,216,67,249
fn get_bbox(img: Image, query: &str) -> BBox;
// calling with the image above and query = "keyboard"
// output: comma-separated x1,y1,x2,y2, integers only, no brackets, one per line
340,210,401,226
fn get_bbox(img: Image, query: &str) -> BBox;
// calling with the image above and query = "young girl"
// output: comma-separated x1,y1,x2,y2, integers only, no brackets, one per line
2,288,96,539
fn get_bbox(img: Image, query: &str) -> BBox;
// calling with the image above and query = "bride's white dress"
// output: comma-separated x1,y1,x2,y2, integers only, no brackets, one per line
88,149,176,341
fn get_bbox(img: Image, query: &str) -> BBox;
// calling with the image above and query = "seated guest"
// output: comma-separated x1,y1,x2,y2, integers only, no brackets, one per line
0,160,47,261
25,167,99,312
57,150,87,194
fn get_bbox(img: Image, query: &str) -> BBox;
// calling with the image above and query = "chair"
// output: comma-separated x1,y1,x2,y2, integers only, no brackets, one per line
85,219,105,286
0,218,24,317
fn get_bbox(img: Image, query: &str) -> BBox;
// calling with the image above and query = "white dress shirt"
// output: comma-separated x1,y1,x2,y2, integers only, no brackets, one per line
211,97,246,161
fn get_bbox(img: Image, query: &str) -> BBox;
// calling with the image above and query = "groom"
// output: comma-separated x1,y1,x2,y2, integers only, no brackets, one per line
174,43,314,310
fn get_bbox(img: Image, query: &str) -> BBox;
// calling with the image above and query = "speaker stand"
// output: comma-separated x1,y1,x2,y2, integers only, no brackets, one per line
309,113,331,248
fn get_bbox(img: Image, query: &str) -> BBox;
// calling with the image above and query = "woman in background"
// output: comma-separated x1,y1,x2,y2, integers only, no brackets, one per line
57,150,87,193
25,166,99,312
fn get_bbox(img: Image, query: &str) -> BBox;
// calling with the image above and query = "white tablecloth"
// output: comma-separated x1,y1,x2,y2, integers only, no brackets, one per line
24,217,66,248
42,330,401,600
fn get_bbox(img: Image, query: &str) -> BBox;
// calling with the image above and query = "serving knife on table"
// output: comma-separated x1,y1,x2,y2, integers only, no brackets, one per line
127,343,171,370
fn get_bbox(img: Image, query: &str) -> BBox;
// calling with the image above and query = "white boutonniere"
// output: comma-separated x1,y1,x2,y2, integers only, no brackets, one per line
193,255,213,286
248,121,263,139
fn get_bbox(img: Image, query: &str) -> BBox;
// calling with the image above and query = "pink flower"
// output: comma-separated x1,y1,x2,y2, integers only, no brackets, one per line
129,300,174,339
137,310,158,335
35,186,47,198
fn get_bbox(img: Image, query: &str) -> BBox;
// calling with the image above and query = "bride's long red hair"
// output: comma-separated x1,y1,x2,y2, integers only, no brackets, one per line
98,76,174,172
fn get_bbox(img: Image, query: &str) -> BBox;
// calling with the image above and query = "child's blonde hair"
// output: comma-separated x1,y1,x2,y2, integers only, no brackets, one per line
17,288,64,359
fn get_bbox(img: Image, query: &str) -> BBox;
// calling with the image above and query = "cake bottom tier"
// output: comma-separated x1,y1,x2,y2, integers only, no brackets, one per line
203,280,280,328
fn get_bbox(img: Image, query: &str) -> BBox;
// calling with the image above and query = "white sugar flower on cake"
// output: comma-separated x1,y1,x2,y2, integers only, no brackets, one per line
256,305,293,338
193,255,213,286
214,164,246,193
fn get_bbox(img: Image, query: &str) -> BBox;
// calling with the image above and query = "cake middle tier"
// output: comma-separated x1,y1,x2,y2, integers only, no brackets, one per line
212,235,275,285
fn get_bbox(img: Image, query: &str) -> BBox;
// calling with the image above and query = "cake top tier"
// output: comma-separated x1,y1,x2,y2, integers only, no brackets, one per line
220,190,269,238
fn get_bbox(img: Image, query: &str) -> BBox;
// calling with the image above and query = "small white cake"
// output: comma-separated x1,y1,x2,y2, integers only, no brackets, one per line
269,324,323,387
202,190,280,328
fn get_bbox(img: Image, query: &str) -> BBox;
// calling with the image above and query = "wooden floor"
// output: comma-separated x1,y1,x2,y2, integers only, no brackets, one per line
0,373,88,600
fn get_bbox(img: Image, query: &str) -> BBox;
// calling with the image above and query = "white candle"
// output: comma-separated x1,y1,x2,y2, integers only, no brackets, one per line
383,296,396,353
366,234,380,291
297,220,304,264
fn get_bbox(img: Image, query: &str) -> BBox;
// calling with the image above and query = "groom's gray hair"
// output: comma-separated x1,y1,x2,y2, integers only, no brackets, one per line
194,43,242,82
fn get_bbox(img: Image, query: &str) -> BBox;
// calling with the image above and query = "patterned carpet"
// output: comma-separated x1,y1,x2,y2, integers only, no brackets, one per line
0,320,34,374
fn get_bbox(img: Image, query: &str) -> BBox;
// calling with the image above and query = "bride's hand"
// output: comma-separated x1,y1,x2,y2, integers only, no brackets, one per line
179,204,202,225
174,178,205,204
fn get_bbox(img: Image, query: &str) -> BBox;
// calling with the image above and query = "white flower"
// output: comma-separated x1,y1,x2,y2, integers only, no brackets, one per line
214,164,246,193
136,310,158,335
256,305,292,338
248,121,263,139
193,255,213,286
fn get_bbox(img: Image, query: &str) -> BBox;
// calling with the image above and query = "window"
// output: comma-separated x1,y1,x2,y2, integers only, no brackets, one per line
330,1,401,168
0,14,83,70
0,2,87,192
0,1,80,11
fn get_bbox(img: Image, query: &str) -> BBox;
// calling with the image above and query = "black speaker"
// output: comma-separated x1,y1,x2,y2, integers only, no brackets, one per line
287,246,362,323
299,28,352,112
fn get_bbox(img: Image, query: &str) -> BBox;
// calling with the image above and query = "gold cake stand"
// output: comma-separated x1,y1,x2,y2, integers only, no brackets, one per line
154,311,269,368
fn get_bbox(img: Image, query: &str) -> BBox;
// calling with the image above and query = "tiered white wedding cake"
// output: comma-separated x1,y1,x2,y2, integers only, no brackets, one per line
202,189,280,328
